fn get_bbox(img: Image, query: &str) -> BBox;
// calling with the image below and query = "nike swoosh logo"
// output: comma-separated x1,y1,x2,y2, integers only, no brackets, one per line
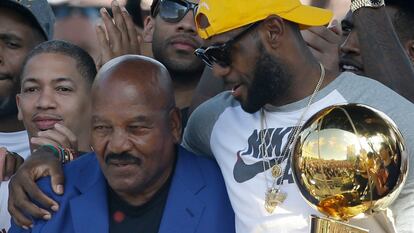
233,151,277,183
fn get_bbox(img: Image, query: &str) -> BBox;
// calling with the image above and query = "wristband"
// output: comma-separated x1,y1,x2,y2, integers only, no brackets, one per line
60,147,74,164
42,144,61,159
41,145,74,164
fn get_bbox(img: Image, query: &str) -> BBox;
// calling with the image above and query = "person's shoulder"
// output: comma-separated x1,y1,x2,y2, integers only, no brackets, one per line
338,72,398,93
179,146,217,167
183,92,237,157
178,146,223,182
185,91,238,134
337,71,385,87
190,91,238,120
335,72,413,104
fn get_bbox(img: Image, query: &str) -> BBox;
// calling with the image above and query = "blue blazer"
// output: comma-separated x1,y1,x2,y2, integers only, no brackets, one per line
9,146,235,233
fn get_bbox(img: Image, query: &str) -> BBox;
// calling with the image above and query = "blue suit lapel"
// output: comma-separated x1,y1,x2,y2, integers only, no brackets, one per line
69,155,109,233
158,147,206,233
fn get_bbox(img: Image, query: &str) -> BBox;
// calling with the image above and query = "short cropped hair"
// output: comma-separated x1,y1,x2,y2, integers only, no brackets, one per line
386,0,414,43
22,40,97,86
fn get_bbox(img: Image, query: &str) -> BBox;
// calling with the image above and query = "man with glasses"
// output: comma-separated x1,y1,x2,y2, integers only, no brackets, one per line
96,0,225,127
183,0,414,232
98,0,204,124
143,0,204,125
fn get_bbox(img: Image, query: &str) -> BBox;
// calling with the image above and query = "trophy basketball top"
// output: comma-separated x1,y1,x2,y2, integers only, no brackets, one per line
292,103,408,221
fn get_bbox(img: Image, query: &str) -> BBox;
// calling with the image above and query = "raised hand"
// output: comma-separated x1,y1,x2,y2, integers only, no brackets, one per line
302,19,342,72
96,0,142,68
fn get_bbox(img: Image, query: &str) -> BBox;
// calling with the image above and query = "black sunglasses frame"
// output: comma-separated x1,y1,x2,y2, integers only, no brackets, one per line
194,22,260,68
151,0,198,23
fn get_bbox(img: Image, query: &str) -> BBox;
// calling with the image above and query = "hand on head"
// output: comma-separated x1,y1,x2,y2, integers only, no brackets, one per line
301,19,342,72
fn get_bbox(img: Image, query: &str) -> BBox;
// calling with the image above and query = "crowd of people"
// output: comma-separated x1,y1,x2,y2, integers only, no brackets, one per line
1,0,414,232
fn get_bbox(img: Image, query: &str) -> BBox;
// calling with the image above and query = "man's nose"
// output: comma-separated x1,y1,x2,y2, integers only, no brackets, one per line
36,89,57,110
176,9,197,34
107,128,133,154
340,30,360,56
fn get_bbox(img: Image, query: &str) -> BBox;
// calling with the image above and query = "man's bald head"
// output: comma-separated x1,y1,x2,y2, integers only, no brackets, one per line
90,55,182,200
93,55,175,111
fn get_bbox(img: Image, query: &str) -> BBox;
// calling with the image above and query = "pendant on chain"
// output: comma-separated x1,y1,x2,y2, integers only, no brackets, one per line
264,188,287,214
271,164,282,178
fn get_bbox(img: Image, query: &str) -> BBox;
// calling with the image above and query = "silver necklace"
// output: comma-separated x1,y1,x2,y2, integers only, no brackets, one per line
261,63,326,214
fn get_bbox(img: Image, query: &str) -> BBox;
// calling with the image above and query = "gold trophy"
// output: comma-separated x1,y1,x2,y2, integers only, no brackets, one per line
291,104,408,233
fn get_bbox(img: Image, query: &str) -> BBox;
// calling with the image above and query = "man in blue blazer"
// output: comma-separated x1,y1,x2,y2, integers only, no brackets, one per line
9,55,235,233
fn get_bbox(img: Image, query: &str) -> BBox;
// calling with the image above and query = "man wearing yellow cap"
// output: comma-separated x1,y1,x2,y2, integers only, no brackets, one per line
183,0,414,232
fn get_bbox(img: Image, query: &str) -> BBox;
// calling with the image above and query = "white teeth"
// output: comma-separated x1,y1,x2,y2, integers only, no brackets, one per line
342,65,359,71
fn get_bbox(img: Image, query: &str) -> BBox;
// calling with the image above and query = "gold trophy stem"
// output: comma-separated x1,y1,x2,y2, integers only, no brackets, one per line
310,215,369,233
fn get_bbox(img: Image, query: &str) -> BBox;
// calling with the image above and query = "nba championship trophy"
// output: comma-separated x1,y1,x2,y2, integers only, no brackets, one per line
292,104,408,233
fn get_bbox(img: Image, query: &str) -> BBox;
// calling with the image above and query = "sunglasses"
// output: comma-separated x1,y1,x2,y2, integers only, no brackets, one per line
52,5,100,20
194,22,260,68
151,0,198,23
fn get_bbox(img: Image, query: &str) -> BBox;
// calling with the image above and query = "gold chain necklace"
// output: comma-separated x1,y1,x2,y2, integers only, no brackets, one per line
261,63,326,214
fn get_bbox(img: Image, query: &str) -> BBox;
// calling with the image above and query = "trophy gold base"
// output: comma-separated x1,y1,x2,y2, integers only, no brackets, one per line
310,215,369,233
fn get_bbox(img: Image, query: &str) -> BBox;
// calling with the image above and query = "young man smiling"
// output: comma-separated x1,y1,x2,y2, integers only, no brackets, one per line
5,40,96,231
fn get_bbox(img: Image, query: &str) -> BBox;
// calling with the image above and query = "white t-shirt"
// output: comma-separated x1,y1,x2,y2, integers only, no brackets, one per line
0,130,30,231
183,72,414,233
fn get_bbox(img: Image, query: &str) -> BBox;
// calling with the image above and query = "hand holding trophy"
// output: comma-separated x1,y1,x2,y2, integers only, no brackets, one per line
292,104,408,233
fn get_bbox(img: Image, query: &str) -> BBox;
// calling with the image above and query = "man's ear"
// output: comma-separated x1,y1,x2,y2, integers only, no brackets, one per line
169,107,182,144
261,15,285,50
404,40,414,63
143,16,155,43
16,94,23,121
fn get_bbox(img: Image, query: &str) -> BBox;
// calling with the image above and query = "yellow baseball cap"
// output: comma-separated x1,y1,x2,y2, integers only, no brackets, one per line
195,0,333,39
